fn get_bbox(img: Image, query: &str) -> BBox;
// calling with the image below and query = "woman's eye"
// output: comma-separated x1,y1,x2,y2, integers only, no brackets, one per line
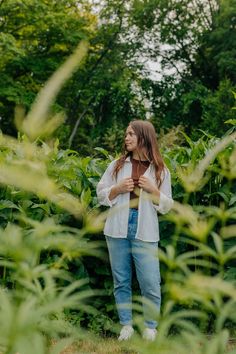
125,132,135,137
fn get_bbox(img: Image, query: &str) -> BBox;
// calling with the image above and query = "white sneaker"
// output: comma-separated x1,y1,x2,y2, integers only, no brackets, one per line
118,325,134,341
142,328,157,341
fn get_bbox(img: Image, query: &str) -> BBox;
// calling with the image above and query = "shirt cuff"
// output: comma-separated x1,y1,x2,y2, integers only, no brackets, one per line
105,186,118,207
153,191,173,214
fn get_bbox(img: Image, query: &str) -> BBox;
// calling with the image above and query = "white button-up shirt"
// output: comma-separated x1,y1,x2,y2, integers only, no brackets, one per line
96,156,173,242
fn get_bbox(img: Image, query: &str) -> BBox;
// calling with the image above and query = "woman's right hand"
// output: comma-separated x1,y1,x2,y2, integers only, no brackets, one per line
116,178,134,194
109,178,134,200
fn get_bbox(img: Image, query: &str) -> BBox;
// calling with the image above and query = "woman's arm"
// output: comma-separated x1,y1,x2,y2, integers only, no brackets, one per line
96,161,117,207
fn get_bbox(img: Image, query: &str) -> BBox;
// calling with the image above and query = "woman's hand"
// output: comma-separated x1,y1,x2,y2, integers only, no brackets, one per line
138,176,156,193
116,178,134,194
138,175,160,202
109,178,134,200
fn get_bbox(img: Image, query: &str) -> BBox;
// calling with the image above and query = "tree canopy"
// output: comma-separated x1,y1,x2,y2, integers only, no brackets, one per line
0,0,235,151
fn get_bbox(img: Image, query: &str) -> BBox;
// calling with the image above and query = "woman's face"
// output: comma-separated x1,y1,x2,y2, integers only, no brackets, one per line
125,125,138,152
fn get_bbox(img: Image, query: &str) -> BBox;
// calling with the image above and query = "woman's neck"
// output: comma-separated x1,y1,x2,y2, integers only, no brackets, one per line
132,151,148,161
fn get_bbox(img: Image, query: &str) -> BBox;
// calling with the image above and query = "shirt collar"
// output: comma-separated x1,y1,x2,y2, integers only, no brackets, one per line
125,155,152,164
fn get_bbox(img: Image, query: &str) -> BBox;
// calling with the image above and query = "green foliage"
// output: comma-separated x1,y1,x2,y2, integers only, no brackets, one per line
101,121,126,153
0,36,110,353
0,219,102,354
200,81,236,135
0,2,235,352
0,0,151,150
2,126,236,349
2,0,236,146
194,0,236,86
140,0,236,139
0,0,95,135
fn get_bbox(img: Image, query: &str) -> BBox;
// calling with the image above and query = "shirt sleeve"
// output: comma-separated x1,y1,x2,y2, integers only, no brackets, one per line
153,167,174,214
96,160,119,207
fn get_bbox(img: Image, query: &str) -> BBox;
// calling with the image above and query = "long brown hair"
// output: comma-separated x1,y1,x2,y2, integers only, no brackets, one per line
113,120,165,187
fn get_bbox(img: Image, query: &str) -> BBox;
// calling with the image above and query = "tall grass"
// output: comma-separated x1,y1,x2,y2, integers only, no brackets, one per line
0,41,105,354
0,38,235,354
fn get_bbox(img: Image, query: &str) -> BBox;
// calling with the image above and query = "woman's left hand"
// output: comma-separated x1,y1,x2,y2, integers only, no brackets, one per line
138,176,157,194
138,175,160,203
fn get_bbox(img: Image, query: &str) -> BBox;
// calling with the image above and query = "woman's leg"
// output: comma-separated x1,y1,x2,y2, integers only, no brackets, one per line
132,240,161,329
105,236,133,325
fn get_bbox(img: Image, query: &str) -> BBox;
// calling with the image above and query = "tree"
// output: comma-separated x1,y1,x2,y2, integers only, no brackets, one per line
138,0,236,137
0,0,152,152
193,0,236,88
61,0,151,151
180,0,236,135
1,0,235,149
0,0,96,135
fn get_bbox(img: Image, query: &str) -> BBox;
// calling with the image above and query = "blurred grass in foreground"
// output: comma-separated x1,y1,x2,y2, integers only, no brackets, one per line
0,34,235,354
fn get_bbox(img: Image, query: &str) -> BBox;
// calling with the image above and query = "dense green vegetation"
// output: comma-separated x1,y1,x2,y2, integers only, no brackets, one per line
0,0,235,353
0,123,235,352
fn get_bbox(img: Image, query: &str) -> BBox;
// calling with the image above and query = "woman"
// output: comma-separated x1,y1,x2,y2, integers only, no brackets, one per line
96,120,173,341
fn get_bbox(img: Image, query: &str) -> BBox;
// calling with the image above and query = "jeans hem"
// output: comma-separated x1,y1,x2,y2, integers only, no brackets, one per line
120,321,133,326
144,321,157,329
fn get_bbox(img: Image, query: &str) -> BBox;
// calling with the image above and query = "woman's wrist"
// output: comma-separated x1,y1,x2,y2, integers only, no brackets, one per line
151,187,160,204
108,185,120,201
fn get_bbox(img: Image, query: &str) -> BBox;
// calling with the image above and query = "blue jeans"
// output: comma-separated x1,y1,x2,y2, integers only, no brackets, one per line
106,208,161,329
